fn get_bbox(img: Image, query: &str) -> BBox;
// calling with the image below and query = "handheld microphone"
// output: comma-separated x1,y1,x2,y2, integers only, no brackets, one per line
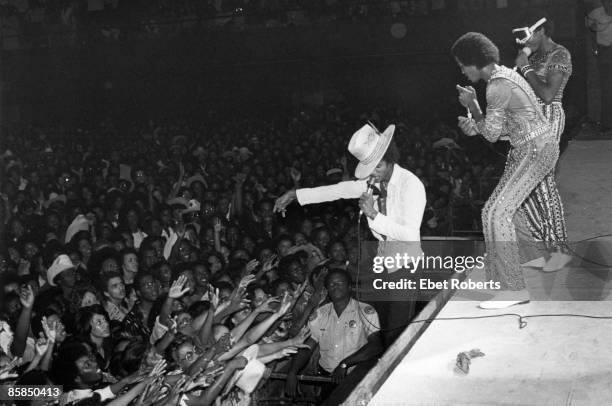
359,178,375,217
513,47,532,71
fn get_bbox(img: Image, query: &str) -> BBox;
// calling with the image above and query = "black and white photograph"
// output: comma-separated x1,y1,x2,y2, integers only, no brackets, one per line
1,0,612,405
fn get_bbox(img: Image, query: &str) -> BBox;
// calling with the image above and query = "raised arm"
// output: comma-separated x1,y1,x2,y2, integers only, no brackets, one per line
518,48,571,104
475,79,512,143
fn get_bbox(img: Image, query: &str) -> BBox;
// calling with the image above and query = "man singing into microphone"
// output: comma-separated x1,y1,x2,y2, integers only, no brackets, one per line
513,12,573,273
274,123,426,346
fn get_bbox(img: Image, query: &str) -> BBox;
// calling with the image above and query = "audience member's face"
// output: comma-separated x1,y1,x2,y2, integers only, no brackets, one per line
113,240,126,252
194,265,210,290
126,210,139,227
100,223,112,240
252,288,268,308
46,314,67,342
7,247,21,264
176,341,201,370
326,273,350,302
105,276,126,301
160,209,172,226
122,253,139,274
58,268,77,288
277,239,293,257
149,220,163,237
274,319,289,340
102,258,120,274
90,314,110,338
314,230,330,251
24,242,39,260
232,249,249,262
171,299,185,313
78,239,92,258
69,252,81,267
5,296,21,320
293,233,307,246
219,246,230,263
287,261,305,284
156,263,172,283
329,242,347,263
81,292,99,308
150,240,164,260
242,236,255,253
75,354,102,384
207,255,222,274
300,220,313,238
259,248,273,263
226,227,239,246
122,233,134,248
142,249,157,269
259,201,273,219
0,254,8,273
46,213,60,230
218,288,232,303
178,242,193,263
177,312,195,336
275,282,291,298
138,275,160,302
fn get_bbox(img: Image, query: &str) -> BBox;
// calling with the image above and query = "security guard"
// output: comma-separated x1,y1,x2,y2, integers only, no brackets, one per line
285,268,383,406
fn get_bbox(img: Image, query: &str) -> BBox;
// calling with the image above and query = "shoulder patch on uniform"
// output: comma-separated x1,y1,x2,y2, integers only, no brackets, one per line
364,305,375,315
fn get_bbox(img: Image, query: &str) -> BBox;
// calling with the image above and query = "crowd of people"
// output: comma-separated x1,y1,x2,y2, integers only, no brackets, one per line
0,104,512,404
1,0,537,46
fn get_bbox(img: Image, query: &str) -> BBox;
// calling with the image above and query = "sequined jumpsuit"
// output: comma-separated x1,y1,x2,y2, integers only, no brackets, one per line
521,44,572,250
476,66,557,291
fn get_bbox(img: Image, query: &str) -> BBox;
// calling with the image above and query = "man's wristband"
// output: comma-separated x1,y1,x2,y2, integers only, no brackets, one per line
520,65,534,76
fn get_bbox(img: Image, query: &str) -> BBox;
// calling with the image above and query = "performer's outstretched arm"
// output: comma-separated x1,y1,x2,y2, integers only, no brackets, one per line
296,180,367,205
274,180,367,213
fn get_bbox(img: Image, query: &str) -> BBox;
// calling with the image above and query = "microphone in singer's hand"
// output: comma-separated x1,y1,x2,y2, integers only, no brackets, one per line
359,178,375,216
513,47,532,71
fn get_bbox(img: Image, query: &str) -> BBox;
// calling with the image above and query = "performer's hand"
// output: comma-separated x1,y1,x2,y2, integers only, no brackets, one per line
456,85,476,108
457,116,478,136
359,192,377,219
273,190,297,216
515,50,529,70
331,363,348,383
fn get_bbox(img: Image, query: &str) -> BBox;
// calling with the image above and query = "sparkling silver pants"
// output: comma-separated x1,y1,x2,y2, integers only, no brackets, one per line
483,139,559,290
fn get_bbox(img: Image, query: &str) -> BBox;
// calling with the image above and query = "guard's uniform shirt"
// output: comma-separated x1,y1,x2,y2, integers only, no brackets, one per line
308,298,380,373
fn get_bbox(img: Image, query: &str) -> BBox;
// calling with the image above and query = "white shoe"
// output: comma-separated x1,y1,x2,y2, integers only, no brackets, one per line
542,252,572,273
521,256,546,268
478,289,530,310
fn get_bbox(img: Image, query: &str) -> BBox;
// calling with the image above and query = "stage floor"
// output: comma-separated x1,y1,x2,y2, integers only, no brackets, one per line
367,139,612,406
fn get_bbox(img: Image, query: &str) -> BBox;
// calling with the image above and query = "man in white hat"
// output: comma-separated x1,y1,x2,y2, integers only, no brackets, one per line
274,123,426,347
46,254,77,303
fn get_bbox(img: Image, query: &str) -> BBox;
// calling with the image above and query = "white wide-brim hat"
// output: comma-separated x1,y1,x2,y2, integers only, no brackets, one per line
47,254,76,286
348,123,395,179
